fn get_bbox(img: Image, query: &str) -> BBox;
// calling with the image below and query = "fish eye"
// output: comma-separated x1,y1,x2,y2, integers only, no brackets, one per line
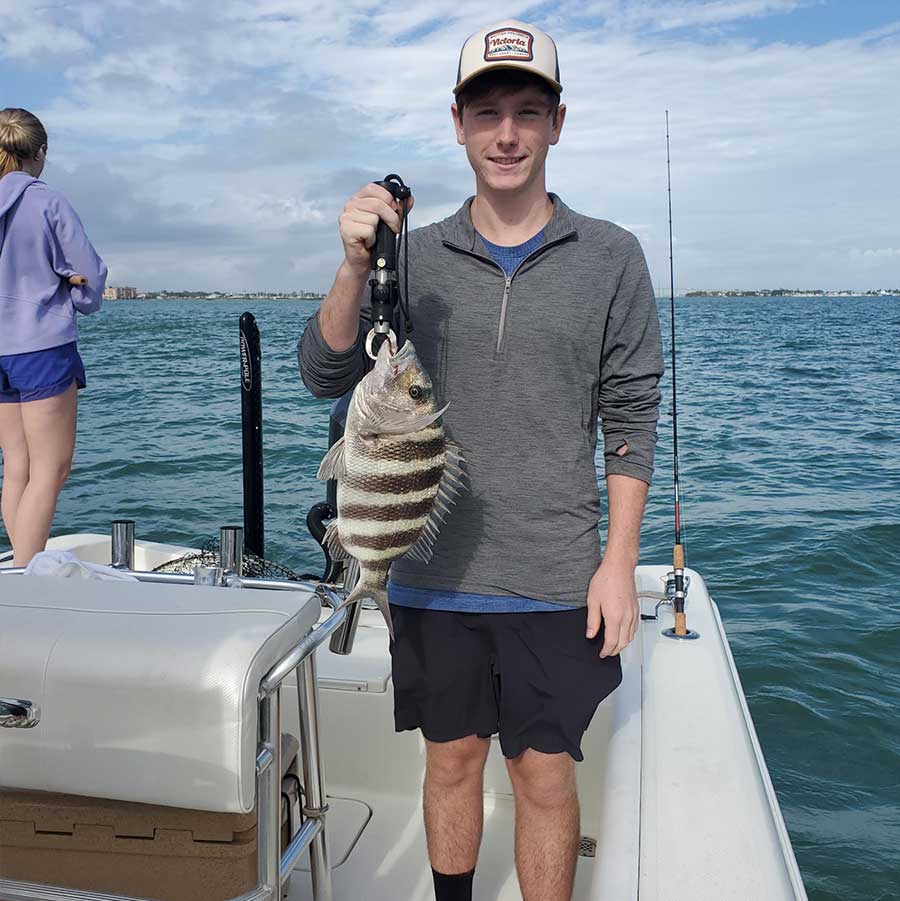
409,385,424,400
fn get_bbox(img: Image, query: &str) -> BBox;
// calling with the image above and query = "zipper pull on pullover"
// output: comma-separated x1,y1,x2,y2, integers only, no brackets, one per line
497,276,512,355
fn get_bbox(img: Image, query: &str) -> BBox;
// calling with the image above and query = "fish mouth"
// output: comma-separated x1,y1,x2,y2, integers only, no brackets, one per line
374,337,416,378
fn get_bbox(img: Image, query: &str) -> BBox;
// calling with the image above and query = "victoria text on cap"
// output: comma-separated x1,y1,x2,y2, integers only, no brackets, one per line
454,19,562,95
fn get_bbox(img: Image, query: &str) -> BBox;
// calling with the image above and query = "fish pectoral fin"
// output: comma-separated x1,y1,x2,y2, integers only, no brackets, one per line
316,436,347,481
359,402,450,437
323,521,350,561
400,441,467,566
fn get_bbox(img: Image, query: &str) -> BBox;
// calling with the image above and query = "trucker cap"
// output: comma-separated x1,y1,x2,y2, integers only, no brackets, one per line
454,19,562,95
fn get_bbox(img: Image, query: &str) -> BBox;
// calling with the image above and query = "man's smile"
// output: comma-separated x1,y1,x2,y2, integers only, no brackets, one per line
488,155,527,167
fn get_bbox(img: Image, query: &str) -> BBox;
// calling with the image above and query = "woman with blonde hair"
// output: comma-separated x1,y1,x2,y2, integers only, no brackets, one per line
0,108,107,566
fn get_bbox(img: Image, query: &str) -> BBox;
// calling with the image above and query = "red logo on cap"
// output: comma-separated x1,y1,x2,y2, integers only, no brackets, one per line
484,28,534,62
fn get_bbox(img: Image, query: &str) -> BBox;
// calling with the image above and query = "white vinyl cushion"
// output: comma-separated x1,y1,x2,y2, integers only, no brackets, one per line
0,574,320,814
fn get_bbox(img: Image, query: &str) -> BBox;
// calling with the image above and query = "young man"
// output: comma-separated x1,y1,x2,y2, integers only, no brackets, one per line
299,19,663,901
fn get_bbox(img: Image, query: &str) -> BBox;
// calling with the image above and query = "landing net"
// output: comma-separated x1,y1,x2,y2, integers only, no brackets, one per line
151,538,313,582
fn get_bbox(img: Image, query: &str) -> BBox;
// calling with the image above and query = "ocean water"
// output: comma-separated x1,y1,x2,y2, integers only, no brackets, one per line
2,295,898,899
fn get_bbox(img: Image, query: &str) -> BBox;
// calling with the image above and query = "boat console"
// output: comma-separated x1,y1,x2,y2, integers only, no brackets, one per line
0,563,344,901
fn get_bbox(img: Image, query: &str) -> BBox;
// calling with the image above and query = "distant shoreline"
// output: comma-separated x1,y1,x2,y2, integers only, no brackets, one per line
102,290,900,302
678,290,899,298
123,293,327,301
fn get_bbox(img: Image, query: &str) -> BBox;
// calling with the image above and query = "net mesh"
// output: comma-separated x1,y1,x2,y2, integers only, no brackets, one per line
151,537,315,582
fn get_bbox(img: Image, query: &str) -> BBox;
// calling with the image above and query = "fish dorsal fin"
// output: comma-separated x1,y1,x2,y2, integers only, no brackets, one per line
317,436,346,481
359,402,450,438
401,441,467,565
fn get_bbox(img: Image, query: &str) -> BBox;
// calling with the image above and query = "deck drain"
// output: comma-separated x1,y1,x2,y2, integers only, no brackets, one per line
578,836,597,858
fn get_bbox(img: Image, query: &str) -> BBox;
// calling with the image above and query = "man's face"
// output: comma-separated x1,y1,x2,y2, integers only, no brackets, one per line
451,86,566,194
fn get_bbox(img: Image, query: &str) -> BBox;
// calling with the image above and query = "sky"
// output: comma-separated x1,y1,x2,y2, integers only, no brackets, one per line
2,0,898,293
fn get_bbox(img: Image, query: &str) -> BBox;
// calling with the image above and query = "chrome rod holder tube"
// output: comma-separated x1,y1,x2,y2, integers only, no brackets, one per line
328,598,363,656
194,565,224,586
329,558,361,655
220,525,244,576
110,520,135,570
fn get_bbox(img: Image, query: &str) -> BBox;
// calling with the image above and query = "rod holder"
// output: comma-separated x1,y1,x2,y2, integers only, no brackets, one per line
220,526,244,576
329,559,361,656
329,597,363,656
194,565,224,586
110,520,135,570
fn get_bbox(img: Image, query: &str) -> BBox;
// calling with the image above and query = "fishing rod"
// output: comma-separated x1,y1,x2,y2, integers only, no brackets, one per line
665,110,692,640
365,173,413,360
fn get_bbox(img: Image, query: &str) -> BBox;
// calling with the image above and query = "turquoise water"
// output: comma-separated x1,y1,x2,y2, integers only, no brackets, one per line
2,296,898,899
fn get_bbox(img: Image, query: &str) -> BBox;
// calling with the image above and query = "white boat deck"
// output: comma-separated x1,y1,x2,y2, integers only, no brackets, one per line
279,574,804,900
282,613,629,900
0,536,807,900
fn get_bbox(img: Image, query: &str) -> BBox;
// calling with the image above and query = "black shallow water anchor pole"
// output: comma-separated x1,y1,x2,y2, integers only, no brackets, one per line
240,312,264,559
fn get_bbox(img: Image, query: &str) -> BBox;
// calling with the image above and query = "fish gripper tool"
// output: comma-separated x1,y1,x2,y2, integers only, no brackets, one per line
366,173,412,360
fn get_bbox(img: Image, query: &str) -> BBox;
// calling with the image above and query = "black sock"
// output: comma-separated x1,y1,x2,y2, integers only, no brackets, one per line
432,868,475,901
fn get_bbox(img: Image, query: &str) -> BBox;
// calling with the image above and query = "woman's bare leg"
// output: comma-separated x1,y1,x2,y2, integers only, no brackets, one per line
12,383,78,566
0,401,29,548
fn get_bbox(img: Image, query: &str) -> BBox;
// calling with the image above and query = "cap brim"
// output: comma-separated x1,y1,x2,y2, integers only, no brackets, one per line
453,61,562,96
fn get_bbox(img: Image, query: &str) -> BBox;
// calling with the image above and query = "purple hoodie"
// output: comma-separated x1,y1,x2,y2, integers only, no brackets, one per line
0,171,107,355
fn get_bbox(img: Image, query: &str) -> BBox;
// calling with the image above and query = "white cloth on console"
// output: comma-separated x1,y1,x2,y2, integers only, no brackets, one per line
23,549,139,581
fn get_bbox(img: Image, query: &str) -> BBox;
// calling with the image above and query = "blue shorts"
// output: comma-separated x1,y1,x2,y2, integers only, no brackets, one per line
0,342,86,404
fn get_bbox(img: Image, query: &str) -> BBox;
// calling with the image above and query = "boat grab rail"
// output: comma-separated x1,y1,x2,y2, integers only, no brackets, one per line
0,564,321,592
0,567,347,901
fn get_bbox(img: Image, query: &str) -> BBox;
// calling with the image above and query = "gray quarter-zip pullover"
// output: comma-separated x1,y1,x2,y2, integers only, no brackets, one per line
298,194,663,608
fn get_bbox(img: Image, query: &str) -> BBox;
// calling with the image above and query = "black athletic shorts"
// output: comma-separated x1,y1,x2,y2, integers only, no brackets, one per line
389,604,623,761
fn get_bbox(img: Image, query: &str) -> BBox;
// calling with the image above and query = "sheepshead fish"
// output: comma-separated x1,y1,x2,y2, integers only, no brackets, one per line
316,338,464,640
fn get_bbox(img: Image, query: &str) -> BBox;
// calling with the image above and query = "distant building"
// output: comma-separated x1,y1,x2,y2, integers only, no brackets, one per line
103,286,138,300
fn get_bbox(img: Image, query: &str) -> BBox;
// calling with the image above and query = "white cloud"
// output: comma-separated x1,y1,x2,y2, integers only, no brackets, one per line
583,0,813,32
850,248,900,265
3,2,899,292
0,1,92,58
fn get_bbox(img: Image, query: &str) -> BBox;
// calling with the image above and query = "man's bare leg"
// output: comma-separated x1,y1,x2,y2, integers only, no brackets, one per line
423,735,491,875
506,747,580,901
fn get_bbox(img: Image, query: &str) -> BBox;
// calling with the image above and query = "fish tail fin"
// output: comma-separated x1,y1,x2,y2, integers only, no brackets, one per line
343,578,394,642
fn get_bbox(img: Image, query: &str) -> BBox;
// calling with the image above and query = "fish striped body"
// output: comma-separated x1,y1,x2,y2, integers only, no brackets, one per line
339,425,446,563
316,340,464,639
